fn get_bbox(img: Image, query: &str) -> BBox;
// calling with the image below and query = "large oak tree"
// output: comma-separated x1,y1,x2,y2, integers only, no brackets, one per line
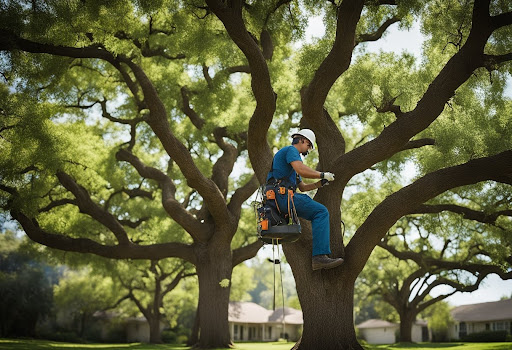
0,1,266,347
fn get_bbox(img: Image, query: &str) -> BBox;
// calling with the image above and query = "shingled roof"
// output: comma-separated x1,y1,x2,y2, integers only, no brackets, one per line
228,301,303,325
451,299,512,322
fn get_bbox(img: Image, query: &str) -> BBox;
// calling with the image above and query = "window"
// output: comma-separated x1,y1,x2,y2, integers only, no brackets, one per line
459,322,467,338
268,326,272,339
494,322,505,331
486,323,490,331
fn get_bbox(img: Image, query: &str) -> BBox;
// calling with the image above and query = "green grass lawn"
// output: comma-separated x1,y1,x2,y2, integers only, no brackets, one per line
1,339,511,350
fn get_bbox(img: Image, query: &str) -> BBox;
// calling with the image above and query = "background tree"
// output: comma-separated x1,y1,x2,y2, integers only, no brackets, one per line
0,231,56,337
0,1,273,347
53,269,118,340
113,259,196,344
363,234,512,342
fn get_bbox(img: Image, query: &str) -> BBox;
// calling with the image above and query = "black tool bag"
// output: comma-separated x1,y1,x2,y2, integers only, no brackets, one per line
257,184,300,244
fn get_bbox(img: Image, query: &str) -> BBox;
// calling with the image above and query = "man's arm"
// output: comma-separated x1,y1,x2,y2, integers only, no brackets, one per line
292,160,324,192
290,160,322,179
297,180,324,192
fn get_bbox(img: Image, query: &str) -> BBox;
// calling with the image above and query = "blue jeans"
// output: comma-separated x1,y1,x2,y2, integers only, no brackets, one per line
276,192,331,256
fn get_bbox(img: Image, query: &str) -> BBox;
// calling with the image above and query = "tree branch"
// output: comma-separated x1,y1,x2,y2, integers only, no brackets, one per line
483,53,512,71
399,138,436,151
99,99,144,126
301,0,365,169
226,65,251,74
333,1,499,182
122,187,153,200
115,149,209,241
10,210,197,263
491,11,512,31
211,128,238,198
346,149,512,280
114,30,186,60
206,0,276,184
228,174,259,220
121,59,232,230
161,268,196,301
180,86,206,129
119,217,150,229
38,198,77,213
232,240,264,266
0,184,16,195
379,240,512,279
409,204,512,225
56,171,131,245
0,32,227,223
357,16,400,44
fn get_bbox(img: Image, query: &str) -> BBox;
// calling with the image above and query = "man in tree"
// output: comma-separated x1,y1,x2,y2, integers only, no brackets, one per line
266,129,341,270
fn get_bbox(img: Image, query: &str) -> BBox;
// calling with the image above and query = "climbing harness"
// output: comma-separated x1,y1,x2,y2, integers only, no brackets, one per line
255,183,301,244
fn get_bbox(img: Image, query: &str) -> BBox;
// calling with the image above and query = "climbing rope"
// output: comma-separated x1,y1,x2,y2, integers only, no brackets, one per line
270,239,286,340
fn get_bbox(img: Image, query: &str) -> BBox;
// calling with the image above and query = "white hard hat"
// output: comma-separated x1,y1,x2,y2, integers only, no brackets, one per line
291,129,316,149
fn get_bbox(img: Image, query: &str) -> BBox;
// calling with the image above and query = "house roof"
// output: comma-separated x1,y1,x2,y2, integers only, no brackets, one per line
268,307,303,325
356,319,427,329
356,319,398,329
451,299,512,322
228,301,303,325
229,301,273,323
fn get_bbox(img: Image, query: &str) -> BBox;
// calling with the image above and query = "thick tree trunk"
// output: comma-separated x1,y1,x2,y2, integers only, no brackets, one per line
291,273,362,350
148,316,162,344
282,190,361,350
79,312,87,338
187,305,200,346
285,234,362,350
398,311,415,343
195,241,233,349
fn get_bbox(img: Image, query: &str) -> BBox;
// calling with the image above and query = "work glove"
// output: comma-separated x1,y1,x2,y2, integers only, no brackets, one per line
321,172,335,182
320,179,330,187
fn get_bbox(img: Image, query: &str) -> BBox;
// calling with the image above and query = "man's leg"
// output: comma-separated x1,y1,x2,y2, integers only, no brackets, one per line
293,193,331,255
292,194,343,270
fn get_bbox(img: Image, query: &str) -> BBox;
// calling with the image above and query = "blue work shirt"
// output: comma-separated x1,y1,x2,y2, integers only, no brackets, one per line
266,145,303,187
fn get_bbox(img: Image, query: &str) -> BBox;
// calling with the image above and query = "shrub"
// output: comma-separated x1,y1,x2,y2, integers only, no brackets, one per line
177,335,188,344
461,330,508,342
161,330,177,343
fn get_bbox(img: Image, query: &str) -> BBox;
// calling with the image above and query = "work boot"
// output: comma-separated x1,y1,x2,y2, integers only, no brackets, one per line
312,255,344,271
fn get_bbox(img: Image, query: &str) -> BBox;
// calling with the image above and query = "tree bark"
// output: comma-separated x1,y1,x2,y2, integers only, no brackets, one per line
289,268,362,350
398,311,415,343
187,305,200,346
194,240,234,348
148,316,162,344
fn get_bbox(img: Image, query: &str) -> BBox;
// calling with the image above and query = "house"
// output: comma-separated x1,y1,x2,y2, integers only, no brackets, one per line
449,299,512,340
228,301,303,342
356,319,430,344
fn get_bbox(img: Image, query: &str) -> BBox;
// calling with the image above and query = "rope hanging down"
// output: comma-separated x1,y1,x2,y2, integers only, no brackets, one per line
269,238,286,339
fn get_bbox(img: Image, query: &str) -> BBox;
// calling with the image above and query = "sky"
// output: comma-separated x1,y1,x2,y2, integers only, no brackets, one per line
303,15,512,307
